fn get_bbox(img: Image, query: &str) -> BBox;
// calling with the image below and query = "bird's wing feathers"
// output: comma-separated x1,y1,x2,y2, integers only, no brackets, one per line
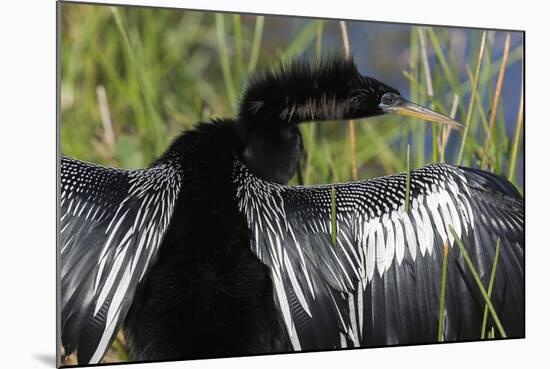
60,157,183,364
235,162,524,349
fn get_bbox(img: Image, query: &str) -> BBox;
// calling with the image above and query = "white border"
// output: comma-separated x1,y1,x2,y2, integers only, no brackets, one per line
1,1,547,368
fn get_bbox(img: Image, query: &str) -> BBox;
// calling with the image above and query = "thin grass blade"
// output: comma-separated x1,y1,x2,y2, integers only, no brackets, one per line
331,186,337,247
481,238,501,339
437,241,450,341
215,14,237,107
481,33,511,169
248,16,265,73
449,226,507,338
457,31,487,165
508,80,524,183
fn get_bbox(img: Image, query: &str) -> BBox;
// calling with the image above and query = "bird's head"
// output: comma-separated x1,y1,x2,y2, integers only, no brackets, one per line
234,56,462,184
238,56,462,130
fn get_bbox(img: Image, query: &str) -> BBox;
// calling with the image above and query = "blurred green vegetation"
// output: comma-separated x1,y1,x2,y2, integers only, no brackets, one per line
60,2,524,364
60,3,524,188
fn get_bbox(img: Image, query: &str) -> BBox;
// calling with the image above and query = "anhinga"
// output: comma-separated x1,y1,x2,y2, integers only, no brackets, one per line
60,57,524,364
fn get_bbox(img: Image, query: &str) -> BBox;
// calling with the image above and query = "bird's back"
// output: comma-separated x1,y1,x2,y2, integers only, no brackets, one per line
123,121,291,360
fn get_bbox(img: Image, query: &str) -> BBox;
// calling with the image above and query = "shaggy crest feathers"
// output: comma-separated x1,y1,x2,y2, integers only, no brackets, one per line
238,56,400,126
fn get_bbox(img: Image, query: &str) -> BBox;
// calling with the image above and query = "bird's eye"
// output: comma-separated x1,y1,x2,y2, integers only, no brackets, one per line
381,93,397,106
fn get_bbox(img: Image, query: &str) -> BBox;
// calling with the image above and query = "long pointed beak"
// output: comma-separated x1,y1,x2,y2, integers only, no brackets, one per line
380,97,463,130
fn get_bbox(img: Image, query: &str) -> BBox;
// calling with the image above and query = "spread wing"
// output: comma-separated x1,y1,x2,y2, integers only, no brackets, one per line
60,157,183,364
234,162,524,350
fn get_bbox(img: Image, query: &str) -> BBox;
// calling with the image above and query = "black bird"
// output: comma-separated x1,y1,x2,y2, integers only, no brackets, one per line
59,57,524,364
